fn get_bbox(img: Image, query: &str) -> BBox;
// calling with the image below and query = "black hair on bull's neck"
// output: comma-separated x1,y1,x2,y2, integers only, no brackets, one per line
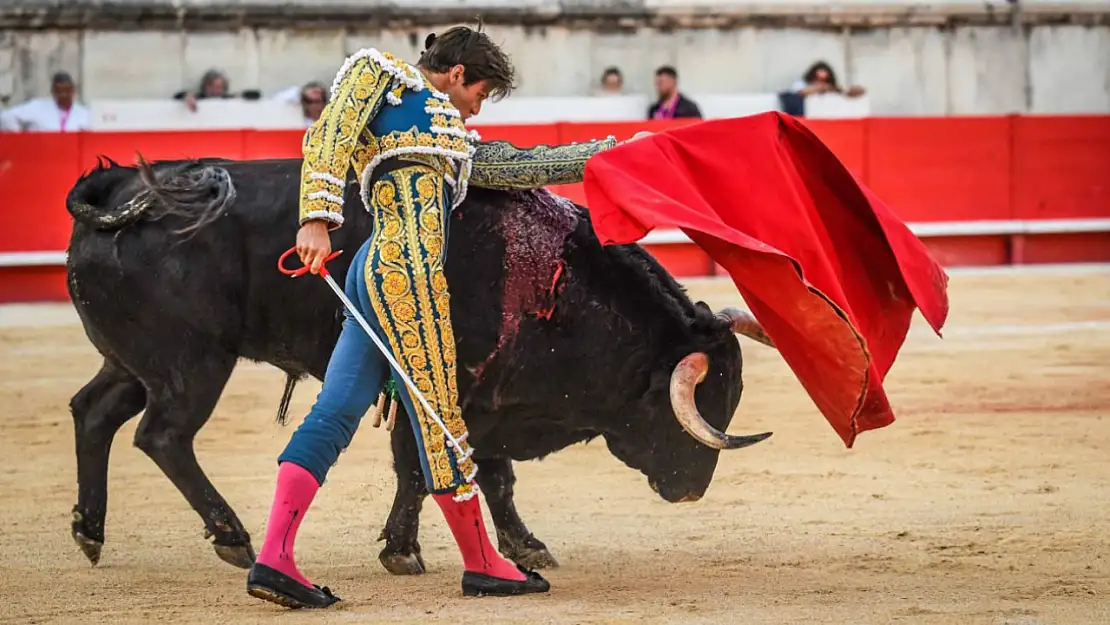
586,227,728,337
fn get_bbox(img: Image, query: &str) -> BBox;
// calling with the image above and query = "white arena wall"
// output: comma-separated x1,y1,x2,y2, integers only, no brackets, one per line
0,0,1107,117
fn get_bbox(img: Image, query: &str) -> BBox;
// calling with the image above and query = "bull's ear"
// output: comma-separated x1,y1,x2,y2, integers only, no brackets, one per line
692,300,729,333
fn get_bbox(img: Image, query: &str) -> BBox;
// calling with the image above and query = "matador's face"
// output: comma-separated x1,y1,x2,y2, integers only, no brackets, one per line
440,65,490,122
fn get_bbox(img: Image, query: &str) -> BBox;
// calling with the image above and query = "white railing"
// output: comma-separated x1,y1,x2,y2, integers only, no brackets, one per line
89,99,308,131
640,219,1110,244
72,92,869,132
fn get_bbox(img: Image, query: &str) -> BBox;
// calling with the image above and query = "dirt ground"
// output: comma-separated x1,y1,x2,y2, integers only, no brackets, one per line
1,266,1108,625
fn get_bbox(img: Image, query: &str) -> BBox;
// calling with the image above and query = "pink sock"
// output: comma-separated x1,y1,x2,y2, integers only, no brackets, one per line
433,492,526,581
255,462,319,588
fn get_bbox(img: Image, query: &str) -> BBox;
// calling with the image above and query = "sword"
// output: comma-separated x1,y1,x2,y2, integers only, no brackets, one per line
278,247,466,453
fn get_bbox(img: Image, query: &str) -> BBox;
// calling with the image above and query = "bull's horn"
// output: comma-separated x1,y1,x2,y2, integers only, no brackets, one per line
669,352,772,450
715,307,775,348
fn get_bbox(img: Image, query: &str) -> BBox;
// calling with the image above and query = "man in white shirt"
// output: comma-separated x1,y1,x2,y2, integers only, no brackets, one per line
271,81,329,128
0,72,90,132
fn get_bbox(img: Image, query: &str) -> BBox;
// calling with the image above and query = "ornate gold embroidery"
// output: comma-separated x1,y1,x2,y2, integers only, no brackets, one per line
469,136,618,190
298,47,473,227
298,54,392,226
356,126,474,214
364,165,475,494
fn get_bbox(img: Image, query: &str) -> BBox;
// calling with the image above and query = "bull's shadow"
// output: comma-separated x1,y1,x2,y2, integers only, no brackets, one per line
64,156,771,574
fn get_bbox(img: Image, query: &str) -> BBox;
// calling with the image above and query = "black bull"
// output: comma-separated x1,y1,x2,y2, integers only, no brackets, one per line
64,156,773,574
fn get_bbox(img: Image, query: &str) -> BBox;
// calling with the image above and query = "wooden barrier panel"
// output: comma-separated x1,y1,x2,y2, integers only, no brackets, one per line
1011,116,1110,220
472,123,561,147
801,119,868,179
243,130,304,161
0,133,83,253
79,130,247,168
866,116,1014,222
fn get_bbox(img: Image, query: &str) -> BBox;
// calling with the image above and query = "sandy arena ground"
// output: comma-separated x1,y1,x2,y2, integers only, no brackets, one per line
1,266,1108,624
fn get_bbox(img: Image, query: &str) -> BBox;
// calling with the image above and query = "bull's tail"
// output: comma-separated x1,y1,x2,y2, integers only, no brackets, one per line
66,156,149,230
135,155,236,240
66,154,236,238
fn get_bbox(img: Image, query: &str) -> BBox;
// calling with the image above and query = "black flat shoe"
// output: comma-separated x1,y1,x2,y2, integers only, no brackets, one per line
246,563,341,609
461,566,551,597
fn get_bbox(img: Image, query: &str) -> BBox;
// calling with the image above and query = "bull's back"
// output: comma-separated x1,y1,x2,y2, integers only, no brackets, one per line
65,158,328,369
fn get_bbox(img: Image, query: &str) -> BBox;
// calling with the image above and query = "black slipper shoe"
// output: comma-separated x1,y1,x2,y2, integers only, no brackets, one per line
246,563,341,609
461,566,551,597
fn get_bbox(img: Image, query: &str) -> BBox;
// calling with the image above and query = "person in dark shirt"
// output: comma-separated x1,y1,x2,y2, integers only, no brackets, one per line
647,66,702,120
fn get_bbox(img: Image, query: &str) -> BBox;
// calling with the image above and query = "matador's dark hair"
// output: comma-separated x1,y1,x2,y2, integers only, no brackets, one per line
417,22,516,100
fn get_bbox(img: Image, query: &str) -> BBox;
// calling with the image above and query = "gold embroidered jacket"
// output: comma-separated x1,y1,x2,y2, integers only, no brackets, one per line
298,48,616,229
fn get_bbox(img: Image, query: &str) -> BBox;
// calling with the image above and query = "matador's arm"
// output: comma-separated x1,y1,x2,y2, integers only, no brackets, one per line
298,54,392,229
468,136,618,190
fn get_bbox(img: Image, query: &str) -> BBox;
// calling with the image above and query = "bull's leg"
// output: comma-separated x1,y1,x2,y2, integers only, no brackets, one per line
70,360,148,566
379,421,558,573
130,351,256,568
474,457,559,570
378,408,428,575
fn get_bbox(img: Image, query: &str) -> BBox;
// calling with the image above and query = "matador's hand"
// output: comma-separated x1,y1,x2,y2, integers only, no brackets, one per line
621,131,653,145
296,220,332,275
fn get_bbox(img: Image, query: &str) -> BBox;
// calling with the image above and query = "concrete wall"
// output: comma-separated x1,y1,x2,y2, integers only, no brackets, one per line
2,23,1108,115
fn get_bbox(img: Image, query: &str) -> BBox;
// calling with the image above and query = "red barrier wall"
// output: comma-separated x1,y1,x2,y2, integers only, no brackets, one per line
1011,116,1110,219
866,117,1014,221
2,115,1108,303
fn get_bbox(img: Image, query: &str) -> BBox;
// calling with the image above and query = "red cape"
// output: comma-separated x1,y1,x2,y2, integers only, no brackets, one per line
583,112,949,447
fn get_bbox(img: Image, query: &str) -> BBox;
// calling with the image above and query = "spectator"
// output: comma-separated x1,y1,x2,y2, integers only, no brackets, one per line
596,67,623,95
175,69,233,112
271,81,330,128
647,66,701,120
299,82,328,126
791,61,866,98
0,71,90,132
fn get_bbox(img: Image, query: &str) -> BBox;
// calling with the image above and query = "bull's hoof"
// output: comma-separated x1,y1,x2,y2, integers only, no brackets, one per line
379,549,426,576
73,530,103,566
510,546,560,571
214,542,257,569
497,529,560,570
71,508,103,566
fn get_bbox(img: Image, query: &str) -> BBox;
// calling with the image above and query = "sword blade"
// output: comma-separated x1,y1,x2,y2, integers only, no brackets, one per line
321,274,464,453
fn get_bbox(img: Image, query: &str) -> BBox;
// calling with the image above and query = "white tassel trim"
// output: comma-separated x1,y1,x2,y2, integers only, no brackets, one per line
425,105,460,118
368,49,425,91
302,210,344,225
452,482,480,502
307,190,345,205
452,158,473,209
309,172,345,187
386,91,403,106
329,49,378,99
431,125,481,143
454,446,475,463
445,431,469,449
332,47,448,102
358,145,475,212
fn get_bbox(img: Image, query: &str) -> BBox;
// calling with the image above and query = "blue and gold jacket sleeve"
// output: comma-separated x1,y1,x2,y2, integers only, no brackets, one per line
468,136,618,190
298,54,392,228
